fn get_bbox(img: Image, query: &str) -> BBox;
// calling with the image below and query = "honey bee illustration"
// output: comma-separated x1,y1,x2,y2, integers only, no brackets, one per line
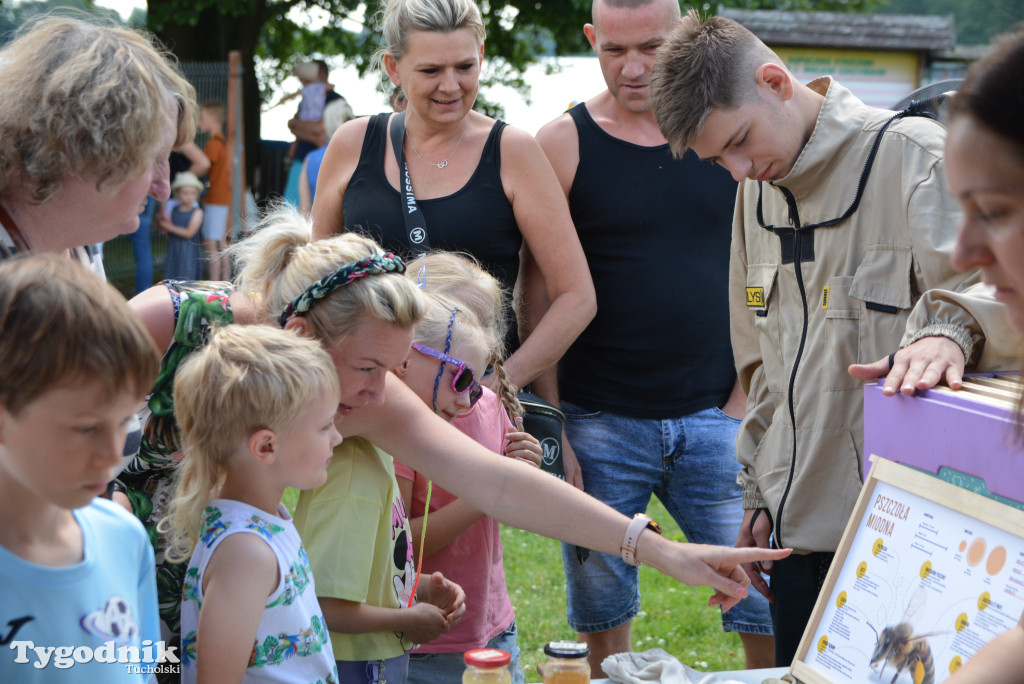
868,587,943,684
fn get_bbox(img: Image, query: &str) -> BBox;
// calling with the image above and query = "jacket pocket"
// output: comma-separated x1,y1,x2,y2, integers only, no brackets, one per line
850,245,914,362
823,275,860,390
747,265,785,386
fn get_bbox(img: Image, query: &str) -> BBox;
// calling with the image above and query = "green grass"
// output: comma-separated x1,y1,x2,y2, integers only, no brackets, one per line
281,491,745,682
501,496,745,682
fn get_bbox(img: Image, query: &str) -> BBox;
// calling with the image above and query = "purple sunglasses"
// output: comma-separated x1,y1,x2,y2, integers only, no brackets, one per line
411,342,484,406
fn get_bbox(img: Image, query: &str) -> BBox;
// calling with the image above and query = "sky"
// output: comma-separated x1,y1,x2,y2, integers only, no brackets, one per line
94,0,140,19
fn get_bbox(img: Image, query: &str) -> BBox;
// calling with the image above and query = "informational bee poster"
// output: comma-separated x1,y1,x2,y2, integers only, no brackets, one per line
793,458,1024,684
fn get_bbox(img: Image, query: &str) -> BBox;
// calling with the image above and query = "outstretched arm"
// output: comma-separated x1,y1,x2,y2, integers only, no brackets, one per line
348,376,790,601
396,470,486,556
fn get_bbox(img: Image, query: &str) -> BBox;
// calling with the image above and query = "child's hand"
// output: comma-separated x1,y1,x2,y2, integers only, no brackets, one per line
401,602,451,645
504,430,542,468
421,571,467,625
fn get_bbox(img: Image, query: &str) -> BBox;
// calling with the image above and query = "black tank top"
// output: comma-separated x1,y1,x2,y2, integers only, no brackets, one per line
343,113,522,352
560,104,738,418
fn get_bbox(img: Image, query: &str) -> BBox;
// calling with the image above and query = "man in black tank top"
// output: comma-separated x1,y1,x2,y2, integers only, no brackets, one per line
535,0,773,676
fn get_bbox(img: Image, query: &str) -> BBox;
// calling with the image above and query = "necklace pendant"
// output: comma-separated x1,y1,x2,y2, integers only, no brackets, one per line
436,160,448,169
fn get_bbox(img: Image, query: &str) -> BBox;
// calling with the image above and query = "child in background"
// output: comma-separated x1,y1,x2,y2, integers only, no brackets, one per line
0,254,161,683
293,304,468,682
292,61,327,125
299,97,356,214
160,171,205,280
395,253,541,684
160,324,343,683
283,62,327,203
197,101,230,281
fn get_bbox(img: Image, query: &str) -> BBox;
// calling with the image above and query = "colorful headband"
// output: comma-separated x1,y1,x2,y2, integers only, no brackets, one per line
277,252,406,327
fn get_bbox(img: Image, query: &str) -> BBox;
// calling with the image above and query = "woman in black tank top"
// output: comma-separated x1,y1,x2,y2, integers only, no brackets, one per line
310,0,595,394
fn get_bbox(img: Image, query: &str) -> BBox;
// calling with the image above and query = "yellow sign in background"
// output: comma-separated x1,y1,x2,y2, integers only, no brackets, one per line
774,46,921,108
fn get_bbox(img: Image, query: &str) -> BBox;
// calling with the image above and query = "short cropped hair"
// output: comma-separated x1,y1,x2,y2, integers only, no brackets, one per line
0,254,160,415
200,101,226,126
593,0,668,22
0,15,197,203
377,0,486,65
163,324,340,561
651,9,780,157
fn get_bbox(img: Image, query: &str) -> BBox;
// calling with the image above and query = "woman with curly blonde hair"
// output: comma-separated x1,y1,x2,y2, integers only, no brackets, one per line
0,14,196,276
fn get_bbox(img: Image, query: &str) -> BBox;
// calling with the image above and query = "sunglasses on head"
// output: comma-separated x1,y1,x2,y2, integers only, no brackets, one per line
411,342,483,406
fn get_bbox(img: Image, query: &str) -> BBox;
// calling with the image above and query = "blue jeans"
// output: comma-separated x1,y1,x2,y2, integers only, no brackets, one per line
406,620,523,684
560,402,772,635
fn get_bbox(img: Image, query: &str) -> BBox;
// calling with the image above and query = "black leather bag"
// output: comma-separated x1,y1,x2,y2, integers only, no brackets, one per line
517,391,565,480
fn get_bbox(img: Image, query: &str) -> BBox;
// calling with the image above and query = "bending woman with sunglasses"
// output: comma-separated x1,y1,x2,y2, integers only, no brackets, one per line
128,208,792,672
294,280,530,681
394,252,540,684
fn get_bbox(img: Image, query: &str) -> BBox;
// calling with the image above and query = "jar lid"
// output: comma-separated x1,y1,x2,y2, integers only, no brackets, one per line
464,648,512,668
544,640,590,658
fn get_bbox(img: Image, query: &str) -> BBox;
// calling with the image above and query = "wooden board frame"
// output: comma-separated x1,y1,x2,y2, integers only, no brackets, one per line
790,456,1024,684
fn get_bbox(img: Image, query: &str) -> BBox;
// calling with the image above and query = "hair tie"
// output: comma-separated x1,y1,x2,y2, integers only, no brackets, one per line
277,252,406,327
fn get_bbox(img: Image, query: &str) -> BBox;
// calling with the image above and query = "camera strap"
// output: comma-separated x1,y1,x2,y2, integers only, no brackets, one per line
388,112,431,256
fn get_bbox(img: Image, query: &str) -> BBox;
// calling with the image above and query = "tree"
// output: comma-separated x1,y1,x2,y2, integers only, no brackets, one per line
144,0,887,180
145,0,595,179
881,0,1024,45
0,0,121,42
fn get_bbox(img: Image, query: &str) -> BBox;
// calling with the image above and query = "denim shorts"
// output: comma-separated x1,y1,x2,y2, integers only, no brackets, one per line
407,620,523,684
560,402,772,635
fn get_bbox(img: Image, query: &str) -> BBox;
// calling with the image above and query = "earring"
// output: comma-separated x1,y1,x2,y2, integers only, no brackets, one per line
396,360,409,375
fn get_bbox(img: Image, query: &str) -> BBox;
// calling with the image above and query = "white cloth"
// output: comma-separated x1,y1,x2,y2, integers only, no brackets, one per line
602,649,749,684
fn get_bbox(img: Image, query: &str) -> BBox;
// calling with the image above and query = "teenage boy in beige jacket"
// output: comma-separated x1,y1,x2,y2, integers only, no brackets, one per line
650,10,1019,665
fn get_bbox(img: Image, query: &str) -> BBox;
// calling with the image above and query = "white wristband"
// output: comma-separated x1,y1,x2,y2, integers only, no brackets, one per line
620,513,662,566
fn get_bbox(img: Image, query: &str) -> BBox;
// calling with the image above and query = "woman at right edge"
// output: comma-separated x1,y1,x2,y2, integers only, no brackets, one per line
938,26,1024,684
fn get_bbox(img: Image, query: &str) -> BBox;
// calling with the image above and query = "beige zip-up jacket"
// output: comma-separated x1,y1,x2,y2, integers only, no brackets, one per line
732,78,1019,554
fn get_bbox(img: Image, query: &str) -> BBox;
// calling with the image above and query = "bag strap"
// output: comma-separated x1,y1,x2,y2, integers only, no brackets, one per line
388,112,431,256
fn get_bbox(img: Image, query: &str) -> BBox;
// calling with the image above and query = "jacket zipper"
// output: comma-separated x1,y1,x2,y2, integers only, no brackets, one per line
773,185,809,549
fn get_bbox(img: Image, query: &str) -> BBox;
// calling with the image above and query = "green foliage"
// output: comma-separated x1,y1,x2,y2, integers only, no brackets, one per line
880,0,1024,45
712,0,886,11
247,0,896,111
0,0,121,43
250,0,588,117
